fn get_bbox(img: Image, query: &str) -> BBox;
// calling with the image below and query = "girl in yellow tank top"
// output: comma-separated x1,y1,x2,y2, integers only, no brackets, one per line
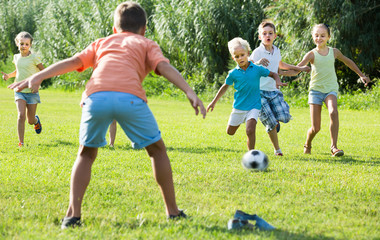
296,24,371,157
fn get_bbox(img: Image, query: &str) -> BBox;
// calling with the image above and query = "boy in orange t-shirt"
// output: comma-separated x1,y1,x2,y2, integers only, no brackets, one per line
9,1,206,229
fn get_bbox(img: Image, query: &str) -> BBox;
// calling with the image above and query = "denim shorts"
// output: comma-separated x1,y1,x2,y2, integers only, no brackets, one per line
80,91,161,149
14,92,41,104
258,90,292,132
308,90,338,105
228,108,260,126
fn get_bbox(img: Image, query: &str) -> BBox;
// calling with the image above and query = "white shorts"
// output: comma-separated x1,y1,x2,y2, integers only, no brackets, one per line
227,108,260,126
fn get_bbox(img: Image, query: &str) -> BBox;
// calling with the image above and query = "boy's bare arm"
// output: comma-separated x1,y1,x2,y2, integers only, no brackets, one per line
8,56,82,92
207,84,229,112
268,71,288,88
279,61,310,73
156,61,206,118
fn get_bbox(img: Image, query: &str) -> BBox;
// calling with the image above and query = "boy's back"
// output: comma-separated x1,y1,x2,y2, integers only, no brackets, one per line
76,32,169,102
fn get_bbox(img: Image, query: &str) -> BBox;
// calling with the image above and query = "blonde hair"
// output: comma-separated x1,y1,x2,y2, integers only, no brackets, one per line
228,37,251,55
14,31,33,45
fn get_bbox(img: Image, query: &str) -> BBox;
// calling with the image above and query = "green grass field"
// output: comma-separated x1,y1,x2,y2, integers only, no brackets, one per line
0,88,379,239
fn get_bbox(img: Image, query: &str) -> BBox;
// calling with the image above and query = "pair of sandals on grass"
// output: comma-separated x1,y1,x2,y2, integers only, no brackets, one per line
304,145,344,157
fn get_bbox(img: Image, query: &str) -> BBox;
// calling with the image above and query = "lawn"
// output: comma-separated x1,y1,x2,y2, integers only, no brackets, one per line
0,88,379,239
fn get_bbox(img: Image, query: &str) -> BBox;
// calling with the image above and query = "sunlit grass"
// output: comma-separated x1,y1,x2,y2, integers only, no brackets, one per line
0,88,379,239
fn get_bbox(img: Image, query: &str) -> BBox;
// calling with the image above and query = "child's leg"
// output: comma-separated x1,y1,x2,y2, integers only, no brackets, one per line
145,139,179,216
268,128,280,150
324,95,339,150
246,118,257,150
26,103,38,125
109,120,117,147
304,104,322,153
65,145,98,218
16,100,27,144
226,125,239,135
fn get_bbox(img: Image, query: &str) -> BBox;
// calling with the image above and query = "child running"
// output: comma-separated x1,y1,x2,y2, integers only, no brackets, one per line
9,1,206,229
249,21,310,156
207,37,287,150
296,23,370,156
2,32,44,147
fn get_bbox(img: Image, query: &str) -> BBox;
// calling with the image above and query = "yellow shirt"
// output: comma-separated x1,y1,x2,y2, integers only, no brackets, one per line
13,53,42,93
310,47,339,93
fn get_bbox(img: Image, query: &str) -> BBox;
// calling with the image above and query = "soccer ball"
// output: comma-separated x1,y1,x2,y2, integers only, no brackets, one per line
242,149,269,171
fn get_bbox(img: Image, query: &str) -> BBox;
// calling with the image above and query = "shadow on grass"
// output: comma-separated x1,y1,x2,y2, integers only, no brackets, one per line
199,225,336,240
298,154,380,165
166,146,241,154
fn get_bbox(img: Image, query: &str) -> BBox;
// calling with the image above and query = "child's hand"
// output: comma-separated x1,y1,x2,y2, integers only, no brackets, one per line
360,76,371,87
206,102,216,112
257,58,269,67
186,91,206,118
1,71,8,81
276,80,288,88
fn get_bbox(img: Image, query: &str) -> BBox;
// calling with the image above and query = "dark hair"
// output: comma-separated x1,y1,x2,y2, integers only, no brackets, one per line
114,1,147,33
312,23,331,36
258,21,276,34
14,31,33,45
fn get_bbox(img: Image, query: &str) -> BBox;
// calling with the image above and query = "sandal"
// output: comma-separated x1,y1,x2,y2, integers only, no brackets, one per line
303,144,311,154
331,147,344,157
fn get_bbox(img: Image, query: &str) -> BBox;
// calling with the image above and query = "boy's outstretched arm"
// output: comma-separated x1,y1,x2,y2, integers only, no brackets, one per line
207,84,229,112
8,56,82,92
279,61,310,73
156,61,206,118
334,48,371,86
268,72,288,89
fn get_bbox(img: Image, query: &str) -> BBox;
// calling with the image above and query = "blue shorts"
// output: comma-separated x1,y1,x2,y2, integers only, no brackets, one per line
308,90,338,105
258,90,291,132
80,91,161,149
14,92,41,104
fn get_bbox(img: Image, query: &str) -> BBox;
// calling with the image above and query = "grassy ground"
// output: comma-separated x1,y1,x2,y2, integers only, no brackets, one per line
0,88,379,239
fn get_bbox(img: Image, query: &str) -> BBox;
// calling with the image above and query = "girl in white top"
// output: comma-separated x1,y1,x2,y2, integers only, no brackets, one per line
297,24,370,156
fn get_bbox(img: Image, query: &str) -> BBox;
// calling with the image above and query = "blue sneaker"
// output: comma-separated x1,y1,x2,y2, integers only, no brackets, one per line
276,122,280,133
234,210,276,231
34,115,42,134
227,218,254,230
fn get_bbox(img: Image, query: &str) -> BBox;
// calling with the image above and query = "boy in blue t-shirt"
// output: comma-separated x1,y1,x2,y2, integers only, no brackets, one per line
207,37,287,150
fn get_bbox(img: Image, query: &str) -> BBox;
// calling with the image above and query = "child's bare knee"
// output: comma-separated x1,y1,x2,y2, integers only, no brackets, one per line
311,126,321,133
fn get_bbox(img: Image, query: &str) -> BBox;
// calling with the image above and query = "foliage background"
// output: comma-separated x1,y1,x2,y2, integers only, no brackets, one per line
0,0,379,92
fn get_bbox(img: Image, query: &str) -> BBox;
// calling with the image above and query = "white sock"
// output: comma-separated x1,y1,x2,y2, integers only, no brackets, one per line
275,148,282,154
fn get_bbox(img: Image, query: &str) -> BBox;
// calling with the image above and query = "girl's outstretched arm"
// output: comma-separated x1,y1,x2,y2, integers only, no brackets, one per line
334,48,371,86
8,56,82,92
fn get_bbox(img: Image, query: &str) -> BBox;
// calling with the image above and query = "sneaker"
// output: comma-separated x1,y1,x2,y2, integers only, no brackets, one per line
276,122,280,133
233,210,276,231
227,218,254,230
61,217,81,229
18,142,24,147
34,115,42,134
167,210,187,219
275,152,283,156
